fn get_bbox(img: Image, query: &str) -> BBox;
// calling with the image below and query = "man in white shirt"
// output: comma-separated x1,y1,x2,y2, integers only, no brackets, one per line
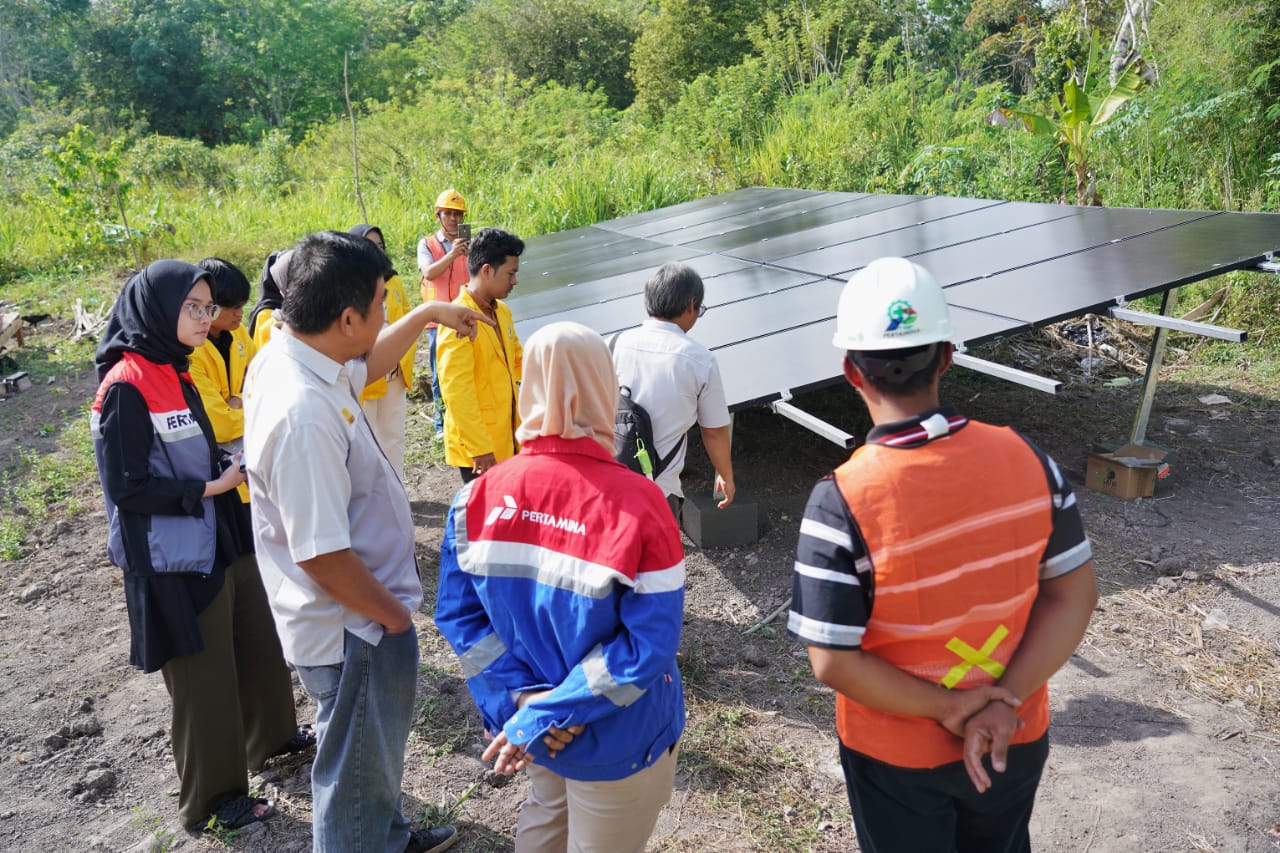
611,262,735,516
244,230,486,853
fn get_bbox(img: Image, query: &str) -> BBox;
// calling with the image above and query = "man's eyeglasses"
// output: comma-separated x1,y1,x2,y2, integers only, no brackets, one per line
183,301,222,321
696,303,708,318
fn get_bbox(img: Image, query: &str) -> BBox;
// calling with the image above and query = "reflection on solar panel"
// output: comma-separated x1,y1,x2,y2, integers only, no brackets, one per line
509,187,1280,412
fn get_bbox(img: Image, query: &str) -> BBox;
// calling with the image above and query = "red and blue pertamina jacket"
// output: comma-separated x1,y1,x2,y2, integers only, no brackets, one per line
435,435,685,781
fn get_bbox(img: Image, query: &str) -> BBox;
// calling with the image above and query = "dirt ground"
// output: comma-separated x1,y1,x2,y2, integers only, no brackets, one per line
0,321,1278,852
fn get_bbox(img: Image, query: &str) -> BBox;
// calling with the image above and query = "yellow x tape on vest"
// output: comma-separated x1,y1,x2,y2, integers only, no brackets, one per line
941,625,1009,689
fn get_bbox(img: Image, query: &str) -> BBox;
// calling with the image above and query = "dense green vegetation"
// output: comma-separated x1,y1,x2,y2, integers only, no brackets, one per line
0,0,1277,314
0,0,1272,455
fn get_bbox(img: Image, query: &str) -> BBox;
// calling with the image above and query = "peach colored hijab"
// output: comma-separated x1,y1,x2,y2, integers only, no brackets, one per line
516,322,618,453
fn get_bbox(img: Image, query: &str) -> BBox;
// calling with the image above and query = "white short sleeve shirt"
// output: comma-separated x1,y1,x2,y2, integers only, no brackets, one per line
244,332,423,666
611,318,730,498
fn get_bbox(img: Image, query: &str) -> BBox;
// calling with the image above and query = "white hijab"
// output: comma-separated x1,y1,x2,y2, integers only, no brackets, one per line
515,322,617,453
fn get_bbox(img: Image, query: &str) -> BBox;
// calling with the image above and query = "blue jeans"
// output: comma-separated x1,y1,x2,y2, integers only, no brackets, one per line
295,627,420,853
427,327,444,433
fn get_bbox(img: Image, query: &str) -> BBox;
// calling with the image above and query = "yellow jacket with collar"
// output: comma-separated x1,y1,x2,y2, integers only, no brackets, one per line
437,287,522,467
361,272,416,402
189,325,255,446
189,325,254,502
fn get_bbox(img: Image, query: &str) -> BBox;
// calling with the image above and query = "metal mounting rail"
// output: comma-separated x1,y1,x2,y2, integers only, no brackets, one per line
771,398,857,449
1109,306,1246,342
952,352,1062,395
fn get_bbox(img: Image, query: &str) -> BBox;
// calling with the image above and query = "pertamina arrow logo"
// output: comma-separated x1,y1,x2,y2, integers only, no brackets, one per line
484,495,518,526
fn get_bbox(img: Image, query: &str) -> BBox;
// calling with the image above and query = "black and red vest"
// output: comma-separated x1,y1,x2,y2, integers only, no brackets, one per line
91,352,216,575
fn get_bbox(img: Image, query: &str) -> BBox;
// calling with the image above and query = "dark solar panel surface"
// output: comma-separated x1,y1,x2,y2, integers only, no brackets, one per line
508,188,1280,410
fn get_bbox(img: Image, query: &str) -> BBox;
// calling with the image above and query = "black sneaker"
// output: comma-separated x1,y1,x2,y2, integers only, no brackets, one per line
405,825,458,853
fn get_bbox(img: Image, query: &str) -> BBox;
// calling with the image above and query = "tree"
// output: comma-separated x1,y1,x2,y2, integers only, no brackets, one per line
962,0,1043,93
438,0,638,109
745,0,891,94
0,0,90,136
206,0,364,138
996,32,1150,204
630,0,769,112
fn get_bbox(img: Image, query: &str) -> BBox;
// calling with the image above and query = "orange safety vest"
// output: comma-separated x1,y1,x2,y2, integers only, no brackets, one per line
833,421,1053,768
420,234,470,329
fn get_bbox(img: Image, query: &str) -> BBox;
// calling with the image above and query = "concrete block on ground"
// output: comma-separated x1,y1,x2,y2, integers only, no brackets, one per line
681,492,758,548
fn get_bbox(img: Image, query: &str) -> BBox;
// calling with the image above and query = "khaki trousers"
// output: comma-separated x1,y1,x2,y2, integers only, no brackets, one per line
514,745,678,853
161,554,298,827
364,375,408,481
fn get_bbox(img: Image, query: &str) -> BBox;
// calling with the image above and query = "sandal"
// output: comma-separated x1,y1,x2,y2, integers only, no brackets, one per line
208,795,275,830
270,723,317,758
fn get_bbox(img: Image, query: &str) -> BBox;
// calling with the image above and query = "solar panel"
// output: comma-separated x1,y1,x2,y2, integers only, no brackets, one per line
507,188,1280,412
600,187,823,239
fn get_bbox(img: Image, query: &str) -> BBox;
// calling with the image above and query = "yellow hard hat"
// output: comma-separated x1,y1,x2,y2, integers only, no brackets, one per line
435,189,467,213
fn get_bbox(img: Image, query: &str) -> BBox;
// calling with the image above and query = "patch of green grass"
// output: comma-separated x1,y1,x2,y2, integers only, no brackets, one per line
0,407,97,559
2,268,122,318
0,519,23,561
417,778,482,828
403,394,445,470
128,807,178,852
676,700,835,849
410,660,477,760
679,704,787,787
0,332,98,384
1168,342,1280,398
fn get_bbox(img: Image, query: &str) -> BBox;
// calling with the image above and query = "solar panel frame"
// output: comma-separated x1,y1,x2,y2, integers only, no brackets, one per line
505,188,1280,412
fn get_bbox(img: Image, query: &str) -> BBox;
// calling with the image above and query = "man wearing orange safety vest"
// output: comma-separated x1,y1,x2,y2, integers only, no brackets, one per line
417,188,472,432
789,257,1098,852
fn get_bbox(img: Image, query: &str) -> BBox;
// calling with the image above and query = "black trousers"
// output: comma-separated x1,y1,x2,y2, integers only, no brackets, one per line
840,734,1049,853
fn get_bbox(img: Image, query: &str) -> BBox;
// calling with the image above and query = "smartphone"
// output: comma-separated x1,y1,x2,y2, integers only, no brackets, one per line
457,223,472,241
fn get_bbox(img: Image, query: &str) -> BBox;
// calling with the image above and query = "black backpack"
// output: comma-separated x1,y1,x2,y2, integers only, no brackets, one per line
614,386,685,478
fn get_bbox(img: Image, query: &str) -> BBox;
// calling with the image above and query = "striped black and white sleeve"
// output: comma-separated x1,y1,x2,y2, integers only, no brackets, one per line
787,477,873,650
1016,432,1093,580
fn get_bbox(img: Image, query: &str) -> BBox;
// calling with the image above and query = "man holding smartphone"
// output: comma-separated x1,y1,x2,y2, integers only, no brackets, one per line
417,188,472,433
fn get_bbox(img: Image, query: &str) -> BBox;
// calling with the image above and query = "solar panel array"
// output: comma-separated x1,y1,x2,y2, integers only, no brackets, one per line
507,188,1280,410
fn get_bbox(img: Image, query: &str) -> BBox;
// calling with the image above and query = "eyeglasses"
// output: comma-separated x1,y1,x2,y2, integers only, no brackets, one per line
182,301,221,321
696,303,708,318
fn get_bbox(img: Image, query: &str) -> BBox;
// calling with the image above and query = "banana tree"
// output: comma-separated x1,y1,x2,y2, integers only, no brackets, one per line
1000,33,1150,205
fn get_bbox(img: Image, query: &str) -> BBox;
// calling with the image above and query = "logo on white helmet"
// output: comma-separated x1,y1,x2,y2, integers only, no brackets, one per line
885,300,918,333
484,495,518,526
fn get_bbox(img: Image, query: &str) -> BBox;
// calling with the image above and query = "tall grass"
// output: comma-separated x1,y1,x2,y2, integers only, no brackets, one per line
2,39,1276,298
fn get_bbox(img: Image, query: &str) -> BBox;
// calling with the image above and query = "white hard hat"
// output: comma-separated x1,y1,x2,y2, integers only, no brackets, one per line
832,257,954,351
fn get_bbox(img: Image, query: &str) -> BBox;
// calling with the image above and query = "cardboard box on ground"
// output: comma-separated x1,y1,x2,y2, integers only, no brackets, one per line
1085,443,1172,499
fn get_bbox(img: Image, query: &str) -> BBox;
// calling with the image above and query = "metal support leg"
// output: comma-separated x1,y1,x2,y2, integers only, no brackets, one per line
1130,288,1180,446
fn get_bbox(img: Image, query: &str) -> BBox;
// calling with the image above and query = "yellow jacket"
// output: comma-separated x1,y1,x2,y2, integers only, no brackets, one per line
250,306,277,351
437,288,522,467
189,325,255,502
189,325,255,445
362,273,416,402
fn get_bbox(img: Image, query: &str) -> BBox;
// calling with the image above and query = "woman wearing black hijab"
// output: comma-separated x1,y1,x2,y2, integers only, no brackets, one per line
91,260,303,832
246,248,292,347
